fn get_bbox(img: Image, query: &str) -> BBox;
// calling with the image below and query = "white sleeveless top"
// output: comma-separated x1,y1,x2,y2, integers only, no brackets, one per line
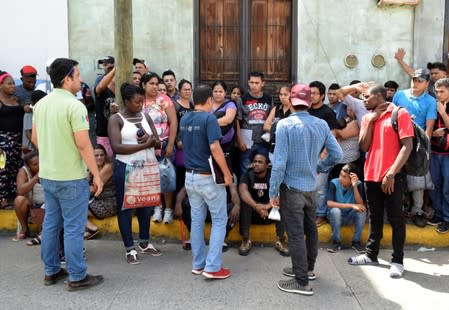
115,112,157,164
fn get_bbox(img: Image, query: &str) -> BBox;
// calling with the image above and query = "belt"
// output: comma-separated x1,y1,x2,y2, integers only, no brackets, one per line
185,168,212,175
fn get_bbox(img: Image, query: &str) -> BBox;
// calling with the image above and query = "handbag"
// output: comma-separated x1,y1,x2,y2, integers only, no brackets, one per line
159,157,176,193
123,159,161,209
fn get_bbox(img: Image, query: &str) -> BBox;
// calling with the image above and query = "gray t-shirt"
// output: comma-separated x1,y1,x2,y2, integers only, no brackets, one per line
14,84,34,106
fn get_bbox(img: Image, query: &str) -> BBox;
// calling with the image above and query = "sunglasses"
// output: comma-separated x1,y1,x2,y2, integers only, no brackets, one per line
60,67,75,84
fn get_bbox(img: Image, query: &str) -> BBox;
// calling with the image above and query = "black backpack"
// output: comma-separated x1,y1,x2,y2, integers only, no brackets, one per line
391,106,430,176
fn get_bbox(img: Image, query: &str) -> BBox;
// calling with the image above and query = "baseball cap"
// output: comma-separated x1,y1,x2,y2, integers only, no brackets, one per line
133,58,148,67
412,68,430,81
20,65,38,77
291,83,312,107
98,56,115,65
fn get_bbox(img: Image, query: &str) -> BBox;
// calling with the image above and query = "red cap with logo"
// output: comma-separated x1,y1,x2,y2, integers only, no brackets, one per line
291,83,311,108
20,65,38,77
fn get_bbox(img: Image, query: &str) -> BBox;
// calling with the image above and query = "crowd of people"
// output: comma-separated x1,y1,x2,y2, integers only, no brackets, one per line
0,47,448,294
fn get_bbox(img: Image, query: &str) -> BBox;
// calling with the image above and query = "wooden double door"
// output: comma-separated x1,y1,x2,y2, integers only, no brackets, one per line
196,0,295,97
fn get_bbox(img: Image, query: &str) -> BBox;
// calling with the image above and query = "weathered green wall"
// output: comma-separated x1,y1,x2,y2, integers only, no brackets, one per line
296,1,415,89
68,1,445,90
68,0,194,88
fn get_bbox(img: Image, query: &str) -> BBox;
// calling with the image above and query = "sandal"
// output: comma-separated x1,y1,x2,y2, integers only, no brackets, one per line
12,231,28,242
347,254,379,266
26,234,42,246
84,228,100,240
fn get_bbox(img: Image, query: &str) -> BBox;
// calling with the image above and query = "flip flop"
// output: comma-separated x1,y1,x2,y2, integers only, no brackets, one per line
26,234,42,246
84,228,100,240
12,231,28,242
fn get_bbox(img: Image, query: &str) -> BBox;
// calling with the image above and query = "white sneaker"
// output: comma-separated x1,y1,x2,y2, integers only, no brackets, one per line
389,263,404,278
152,206,163,222
163,208,173,224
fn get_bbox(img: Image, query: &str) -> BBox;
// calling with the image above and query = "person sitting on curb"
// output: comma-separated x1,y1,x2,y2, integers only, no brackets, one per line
327,163,366,254
13,151,45,244
85,144,117,240
174,175,240,252
238,153,289,256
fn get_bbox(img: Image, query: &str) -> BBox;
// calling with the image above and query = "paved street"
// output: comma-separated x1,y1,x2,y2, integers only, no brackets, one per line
0,234,448,310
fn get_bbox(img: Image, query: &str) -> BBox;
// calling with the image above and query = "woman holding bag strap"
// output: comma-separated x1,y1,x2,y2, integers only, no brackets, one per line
108,83,161,265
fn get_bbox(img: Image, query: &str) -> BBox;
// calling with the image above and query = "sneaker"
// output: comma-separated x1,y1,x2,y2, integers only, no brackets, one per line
389,263,404,279
428,216,442,226
315,216,327,227
436,222,449,234
152,206,163,222
138,243,162,256
67,274,104,291
282,267,316,281
222,242,229,252
238,239,252,256
275,238,290,256
348,254,379,265
351,242,365,254
202,267,231,279
191,268,204,275
412,213,427,227
44,268,68,286
277,278,313,296
327,241,341,253
126,249,140,265
163,208,174,224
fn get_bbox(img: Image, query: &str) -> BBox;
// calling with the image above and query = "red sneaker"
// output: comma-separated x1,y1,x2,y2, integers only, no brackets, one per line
191,268,204,275
202,267,231,279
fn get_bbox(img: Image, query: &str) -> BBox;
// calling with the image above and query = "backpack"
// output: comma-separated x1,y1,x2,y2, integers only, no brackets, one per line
391,106,430,176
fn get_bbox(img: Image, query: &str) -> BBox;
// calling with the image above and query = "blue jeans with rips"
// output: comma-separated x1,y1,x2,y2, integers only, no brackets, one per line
40,178,89,282
327,208,366,243
184,172,227,272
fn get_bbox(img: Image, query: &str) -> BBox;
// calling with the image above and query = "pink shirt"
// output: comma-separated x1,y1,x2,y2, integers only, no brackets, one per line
143,94,173,141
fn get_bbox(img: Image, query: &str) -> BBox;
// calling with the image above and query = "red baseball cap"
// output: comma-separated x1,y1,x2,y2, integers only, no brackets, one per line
291,83,311,108
20,65,38,77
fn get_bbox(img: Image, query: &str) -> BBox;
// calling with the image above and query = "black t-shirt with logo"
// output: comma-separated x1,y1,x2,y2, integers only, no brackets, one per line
240,169,270,204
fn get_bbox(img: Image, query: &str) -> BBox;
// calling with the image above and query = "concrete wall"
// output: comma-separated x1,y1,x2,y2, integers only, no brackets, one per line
297,1,415,89
1,0,68,82
68,0,194,88
413,0,446,67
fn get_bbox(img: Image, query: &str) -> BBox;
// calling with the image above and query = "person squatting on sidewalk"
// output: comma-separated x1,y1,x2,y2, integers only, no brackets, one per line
269,83,343,296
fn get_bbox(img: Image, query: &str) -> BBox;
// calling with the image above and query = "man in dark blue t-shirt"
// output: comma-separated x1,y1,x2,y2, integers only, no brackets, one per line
180,84,233,280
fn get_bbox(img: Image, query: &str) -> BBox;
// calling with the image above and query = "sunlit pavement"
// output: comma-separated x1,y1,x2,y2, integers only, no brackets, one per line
1,234,448,309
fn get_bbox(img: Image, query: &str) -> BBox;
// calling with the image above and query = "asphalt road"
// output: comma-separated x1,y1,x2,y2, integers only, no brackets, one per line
1,234,448,310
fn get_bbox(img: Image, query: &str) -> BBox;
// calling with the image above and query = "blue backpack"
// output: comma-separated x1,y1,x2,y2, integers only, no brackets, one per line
391,107,430,176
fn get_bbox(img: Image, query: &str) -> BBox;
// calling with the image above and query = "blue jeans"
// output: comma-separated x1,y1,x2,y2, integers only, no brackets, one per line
430,153,449,222
327,208,366,243
239,143,269,175
185,172,227,272
40,178,89,282
315,172,329,217
114,160,152,250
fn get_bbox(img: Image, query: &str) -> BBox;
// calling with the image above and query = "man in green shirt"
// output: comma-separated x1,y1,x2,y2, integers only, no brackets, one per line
32,58,104,291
